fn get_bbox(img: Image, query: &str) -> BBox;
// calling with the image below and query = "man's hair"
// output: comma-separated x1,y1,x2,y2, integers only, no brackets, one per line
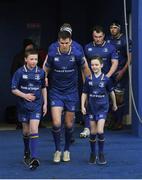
58,30,71,40
91,55,103,64
92,25,104,33
60,23,72,35
24,49,38,58
110,20,121,29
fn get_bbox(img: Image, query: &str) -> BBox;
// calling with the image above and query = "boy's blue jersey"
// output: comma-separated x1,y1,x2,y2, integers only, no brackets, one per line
84,41,118,74
106,34,132,70
83,73,113,115
48,40,84,55
11,65,45,111
46,47,85,94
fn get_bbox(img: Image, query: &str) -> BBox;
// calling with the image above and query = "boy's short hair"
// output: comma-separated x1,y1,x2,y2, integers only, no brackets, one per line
91,55,103,64
24,49,38,58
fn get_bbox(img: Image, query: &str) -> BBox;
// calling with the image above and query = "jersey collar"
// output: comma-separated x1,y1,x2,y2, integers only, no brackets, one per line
23,65,38,73
93,41,106,47
57,46,72,55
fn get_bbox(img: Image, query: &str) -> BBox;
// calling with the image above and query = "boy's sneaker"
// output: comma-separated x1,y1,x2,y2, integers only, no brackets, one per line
97,153,107,165
89,153,97,164
63,151,70,162
53,151,61,163
23,152,31,166
80,128,90,138
29,158,40,170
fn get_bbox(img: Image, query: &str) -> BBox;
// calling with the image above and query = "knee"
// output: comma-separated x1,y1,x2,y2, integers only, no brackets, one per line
23,128,29,136
52,126,61,133
30,127,38,134
97,130,104,134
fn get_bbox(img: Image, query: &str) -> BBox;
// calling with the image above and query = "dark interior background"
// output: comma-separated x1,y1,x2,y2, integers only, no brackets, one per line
0,0,131,122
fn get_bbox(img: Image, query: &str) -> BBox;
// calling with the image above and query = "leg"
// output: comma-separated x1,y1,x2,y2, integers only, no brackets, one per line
63,111,74,162
97,119,107,165
29,119,40,170
51,106,63,163
22,122,30,165
69,113,75,144
89,120,97,164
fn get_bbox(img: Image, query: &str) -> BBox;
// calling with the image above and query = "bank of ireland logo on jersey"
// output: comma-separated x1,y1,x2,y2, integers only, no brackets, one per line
22,74,28,79
35,74,40,80
99,81,105,88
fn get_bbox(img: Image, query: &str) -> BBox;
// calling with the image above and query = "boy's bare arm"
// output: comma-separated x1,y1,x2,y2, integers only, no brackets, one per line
12,89,36,101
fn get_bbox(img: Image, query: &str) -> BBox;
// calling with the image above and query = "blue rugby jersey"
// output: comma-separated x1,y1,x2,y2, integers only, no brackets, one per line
84,41,118,74
11,65,45,111
83,73,114,115
45,47,85,94
106,34,132,70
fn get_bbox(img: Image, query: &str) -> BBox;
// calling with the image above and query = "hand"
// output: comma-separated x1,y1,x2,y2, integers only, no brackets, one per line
43,104,47,117
112,105,118,111
81,107,86,115
115,70,125,81
106,73,110,78
24,93,36,101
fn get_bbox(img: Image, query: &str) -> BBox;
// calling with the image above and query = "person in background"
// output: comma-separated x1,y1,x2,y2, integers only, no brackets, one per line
81,55,117,164
11,39,36,76
11,49,47,170
106,20,132,130
80,25,118,138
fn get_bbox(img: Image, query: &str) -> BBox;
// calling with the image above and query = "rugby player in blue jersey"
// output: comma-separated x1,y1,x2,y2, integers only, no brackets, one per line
44,30,91,163
43,23,85,144
80,25,119,137
81,55,117,164
107,21,132,130
11,49,47,169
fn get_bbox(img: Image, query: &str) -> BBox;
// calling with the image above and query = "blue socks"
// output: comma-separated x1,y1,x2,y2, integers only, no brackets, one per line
64,127,73,151
30,133,39,158
89,133,105,154
89,134,96,155
98,133,105,154
52,126,61,151
23,135,30,154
